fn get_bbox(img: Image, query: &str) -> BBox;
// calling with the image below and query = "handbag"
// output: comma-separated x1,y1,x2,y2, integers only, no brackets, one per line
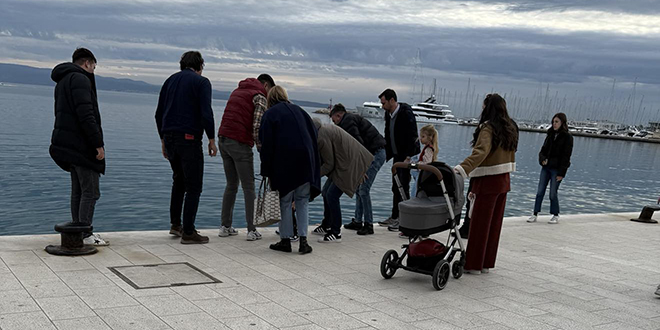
254,177,281,227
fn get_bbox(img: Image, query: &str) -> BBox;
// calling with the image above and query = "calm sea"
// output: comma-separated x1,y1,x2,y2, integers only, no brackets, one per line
1,84,658,236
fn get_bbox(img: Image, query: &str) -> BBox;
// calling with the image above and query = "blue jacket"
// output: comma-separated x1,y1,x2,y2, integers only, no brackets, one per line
259,102,321,197
155,69,215,140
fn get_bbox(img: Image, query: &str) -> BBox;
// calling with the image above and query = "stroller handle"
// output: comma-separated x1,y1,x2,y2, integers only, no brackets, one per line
391,162,443,181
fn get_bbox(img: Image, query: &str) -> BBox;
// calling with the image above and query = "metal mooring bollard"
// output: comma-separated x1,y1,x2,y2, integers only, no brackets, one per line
45,222,98,256
630,204,660,224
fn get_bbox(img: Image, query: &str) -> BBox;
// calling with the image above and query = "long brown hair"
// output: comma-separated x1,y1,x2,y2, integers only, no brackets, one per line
471,93,518,151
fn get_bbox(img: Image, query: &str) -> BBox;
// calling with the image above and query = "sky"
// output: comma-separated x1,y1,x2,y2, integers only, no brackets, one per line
1,0,660,124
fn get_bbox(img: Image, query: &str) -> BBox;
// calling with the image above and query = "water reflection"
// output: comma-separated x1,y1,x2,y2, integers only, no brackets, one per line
0,84,659,235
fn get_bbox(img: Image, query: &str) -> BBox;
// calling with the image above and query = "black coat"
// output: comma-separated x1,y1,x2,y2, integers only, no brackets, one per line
337,112,386,155
384,103,420,161
539,129,573,177
259,102,321,197
50,63,105,174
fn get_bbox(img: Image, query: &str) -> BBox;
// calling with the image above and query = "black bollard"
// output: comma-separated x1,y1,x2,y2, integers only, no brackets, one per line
630,205,660,224
45,222,98,256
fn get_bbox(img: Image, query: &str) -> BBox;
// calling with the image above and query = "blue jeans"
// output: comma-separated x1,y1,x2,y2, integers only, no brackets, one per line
410,169,420,198
354,148,386,224
321,179,344,235
533,167,562,215
278,183,310,238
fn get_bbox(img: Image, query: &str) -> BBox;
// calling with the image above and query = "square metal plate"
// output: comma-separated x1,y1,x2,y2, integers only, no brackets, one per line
109,262,221,289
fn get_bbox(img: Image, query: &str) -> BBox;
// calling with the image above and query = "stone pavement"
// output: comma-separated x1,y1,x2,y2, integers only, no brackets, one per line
0,212,659,330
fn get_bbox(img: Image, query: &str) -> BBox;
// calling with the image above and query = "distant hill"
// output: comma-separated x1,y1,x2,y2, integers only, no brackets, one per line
0,63,327,108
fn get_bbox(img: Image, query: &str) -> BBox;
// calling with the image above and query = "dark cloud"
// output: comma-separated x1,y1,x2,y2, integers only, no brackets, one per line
452,0,660,15
1,0,660,122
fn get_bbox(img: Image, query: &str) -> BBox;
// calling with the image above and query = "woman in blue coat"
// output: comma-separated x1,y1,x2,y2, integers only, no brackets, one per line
259,86,321,254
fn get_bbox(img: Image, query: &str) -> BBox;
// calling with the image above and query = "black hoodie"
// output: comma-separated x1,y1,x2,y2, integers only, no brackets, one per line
50,63,105,174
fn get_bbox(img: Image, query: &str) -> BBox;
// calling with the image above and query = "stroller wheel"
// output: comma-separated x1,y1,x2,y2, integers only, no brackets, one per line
452,261,463,279
432,260,450,290
380,250,399,279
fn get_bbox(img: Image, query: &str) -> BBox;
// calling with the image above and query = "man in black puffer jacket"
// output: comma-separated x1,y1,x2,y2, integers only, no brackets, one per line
329,104,386,235
50,48,107,246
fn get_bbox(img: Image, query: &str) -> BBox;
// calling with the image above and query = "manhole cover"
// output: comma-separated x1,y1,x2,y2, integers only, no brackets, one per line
109,262,221,289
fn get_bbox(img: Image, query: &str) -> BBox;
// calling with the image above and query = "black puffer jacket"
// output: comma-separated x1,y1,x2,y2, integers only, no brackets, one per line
538,129,573,177
50,63,105,174
337,112,386,155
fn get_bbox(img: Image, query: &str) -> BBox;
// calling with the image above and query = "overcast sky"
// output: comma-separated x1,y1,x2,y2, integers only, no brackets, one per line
1,0,660,123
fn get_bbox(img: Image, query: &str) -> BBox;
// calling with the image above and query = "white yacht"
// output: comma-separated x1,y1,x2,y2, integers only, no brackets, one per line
411,97,458,125
355,101,384,119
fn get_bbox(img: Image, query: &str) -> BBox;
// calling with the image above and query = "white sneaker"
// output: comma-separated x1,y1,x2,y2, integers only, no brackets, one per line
219,226,238,237
548,215,559,224
83,234,109,246
246,230,262,241
527,215,537,223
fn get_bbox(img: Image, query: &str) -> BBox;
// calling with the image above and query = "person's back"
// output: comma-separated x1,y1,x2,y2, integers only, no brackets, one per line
260,102,320,197
157,69,214,139
155,51,216,245
316,121,373,198
338,112,386,154
218,78,268,146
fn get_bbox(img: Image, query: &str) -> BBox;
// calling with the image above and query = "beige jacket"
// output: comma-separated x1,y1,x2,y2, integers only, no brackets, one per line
314,119,373,197
455,123,516,178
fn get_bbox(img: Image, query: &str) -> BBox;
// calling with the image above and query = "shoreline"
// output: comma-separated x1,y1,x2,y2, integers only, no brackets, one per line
459,122,660,144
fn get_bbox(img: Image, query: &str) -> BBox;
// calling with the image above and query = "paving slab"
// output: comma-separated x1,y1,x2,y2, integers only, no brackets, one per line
0,212,658,329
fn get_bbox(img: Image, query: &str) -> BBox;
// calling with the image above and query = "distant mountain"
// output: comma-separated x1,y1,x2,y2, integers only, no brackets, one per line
0,63,327,108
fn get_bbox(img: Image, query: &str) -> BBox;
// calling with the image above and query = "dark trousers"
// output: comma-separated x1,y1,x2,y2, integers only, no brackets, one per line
321,179,344,235
70,165,100,236
164,134,204,235
465,174,509,271
391,155,410,219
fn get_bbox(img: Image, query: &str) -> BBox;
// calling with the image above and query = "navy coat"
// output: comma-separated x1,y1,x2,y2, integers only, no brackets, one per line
259,102,321,197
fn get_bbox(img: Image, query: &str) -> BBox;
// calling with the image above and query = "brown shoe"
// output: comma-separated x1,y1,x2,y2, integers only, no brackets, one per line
181,231,209,244
169,224,182,237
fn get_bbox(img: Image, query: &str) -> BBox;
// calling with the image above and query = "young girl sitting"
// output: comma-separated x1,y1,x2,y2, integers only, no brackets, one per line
407,124,439,196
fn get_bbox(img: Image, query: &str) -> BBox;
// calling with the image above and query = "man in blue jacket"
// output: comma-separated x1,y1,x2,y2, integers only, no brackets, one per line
50,48,108,246
377,89,419,230
155,51,217,244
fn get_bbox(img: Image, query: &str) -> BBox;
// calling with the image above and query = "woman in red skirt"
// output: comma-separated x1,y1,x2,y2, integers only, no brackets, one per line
454,94,518,274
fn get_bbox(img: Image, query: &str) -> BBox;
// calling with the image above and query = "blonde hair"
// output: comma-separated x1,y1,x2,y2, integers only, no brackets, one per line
420,125,438,161
267,85,289,108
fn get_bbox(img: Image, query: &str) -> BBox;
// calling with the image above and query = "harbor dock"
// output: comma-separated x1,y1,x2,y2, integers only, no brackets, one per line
0,212,658,329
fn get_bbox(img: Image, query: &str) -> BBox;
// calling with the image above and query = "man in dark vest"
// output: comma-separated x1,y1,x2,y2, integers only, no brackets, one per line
156,51,217,244
328,104,386,235
217,74,274,241
50,48,108,246
378,89,419,231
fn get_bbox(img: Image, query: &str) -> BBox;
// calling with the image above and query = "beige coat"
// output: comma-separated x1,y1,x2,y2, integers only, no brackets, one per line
314,118,374,197
455,123,516,179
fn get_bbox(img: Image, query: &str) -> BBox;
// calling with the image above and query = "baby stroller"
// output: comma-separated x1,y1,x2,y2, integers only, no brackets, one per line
380,161,465,290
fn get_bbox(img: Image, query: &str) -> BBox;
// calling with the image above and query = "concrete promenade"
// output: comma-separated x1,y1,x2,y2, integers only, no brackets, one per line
0,212,659,330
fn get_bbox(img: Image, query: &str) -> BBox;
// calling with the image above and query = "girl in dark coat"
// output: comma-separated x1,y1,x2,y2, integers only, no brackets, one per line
528,113,574,224
259,86,321,254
